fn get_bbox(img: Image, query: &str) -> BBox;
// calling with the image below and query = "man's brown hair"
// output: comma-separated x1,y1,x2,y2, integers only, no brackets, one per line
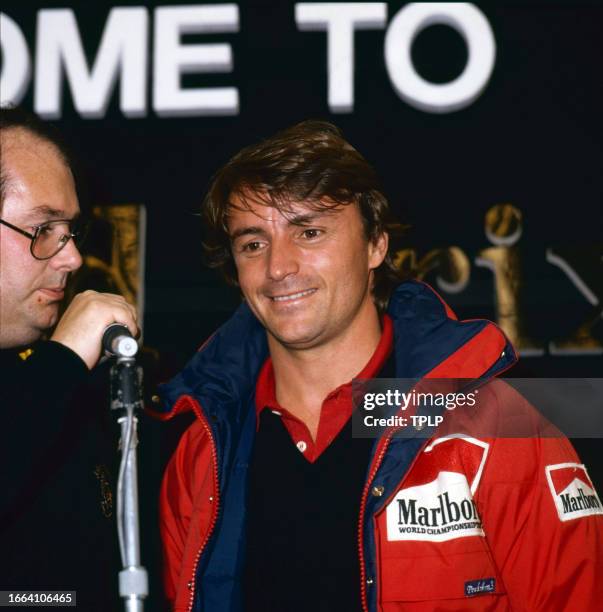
202,120,406,311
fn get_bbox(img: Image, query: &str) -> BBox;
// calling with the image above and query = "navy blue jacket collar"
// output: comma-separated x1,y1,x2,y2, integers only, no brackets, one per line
158,280,516,415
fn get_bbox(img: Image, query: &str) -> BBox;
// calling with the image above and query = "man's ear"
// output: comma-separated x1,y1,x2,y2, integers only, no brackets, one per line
368,231,388,271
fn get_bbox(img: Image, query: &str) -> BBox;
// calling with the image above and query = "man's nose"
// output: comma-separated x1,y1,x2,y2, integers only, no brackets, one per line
267,236,299,281
49,238,83,272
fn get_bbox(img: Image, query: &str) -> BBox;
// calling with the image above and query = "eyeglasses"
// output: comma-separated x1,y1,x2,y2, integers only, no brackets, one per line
0,217,89,260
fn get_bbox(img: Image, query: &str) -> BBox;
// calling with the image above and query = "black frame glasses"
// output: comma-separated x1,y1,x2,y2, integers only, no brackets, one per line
0,217,89,260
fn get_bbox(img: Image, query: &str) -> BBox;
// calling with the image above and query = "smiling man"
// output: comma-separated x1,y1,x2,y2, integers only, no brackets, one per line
0,106,138,607
157,121,602,612
227,192,387,441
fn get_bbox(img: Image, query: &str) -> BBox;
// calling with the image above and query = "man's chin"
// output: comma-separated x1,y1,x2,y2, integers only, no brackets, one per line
33,304,60,334
267,324,325,350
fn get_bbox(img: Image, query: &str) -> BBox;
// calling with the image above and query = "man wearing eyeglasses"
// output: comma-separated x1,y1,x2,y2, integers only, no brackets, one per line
0,111,138,364
0,106,138,608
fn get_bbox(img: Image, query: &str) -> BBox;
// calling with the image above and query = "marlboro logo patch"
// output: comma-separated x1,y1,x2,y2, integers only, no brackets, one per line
386,471,484,542
545,463,603,522
386,436,489,542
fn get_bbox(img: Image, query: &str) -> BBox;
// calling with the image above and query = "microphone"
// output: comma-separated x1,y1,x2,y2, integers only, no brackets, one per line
102,323,138,358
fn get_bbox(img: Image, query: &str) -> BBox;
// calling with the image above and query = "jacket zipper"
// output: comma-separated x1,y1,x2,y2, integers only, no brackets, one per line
357,435,390,612
173,395,221,612
357,429,432,612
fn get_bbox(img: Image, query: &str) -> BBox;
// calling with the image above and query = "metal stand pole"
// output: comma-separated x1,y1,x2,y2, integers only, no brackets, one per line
110,353,148,612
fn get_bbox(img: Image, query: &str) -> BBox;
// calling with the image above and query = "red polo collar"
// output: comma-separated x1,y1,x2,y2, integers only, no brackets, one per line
254,314,394,463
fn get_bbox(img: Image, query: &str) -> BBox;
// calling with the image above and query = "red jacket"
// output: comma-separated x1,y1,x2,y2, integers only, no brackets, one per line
157,281,603,611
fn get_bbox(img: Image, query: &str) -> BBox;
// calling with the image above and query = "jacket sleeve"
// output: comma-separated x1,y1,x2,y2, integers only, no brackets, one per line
159,420,216,606
477,432,603,611
1,341,88,517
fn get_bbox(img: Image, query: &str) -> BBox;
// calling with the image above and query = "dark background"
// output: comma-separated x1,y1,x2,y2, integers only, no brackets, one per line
2,2,602,609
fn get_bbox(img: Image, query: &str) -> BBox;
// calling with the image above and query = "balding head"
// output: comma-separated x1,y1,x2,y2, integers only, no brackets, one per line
0,106,73,212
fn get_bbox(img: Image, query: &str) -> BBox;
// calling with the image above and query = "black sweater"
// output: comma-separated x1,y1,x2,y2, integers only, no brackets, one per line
0,341,120,610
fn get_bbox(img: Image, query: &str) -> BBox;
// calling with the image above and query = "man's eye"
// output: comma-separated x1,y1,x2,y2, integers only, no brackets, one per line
302,228,322,239
242,241,264,252
36,224,55,235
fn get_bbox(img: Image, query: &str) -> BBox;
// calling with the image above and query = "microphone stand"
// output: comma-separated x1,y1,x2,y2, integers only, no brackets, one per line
109,341,148,612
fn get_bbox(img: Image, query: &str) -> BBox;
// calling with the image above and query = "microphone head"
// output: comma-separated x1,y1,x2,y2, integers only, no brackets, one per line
114,336,138,358
103,323,138,358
